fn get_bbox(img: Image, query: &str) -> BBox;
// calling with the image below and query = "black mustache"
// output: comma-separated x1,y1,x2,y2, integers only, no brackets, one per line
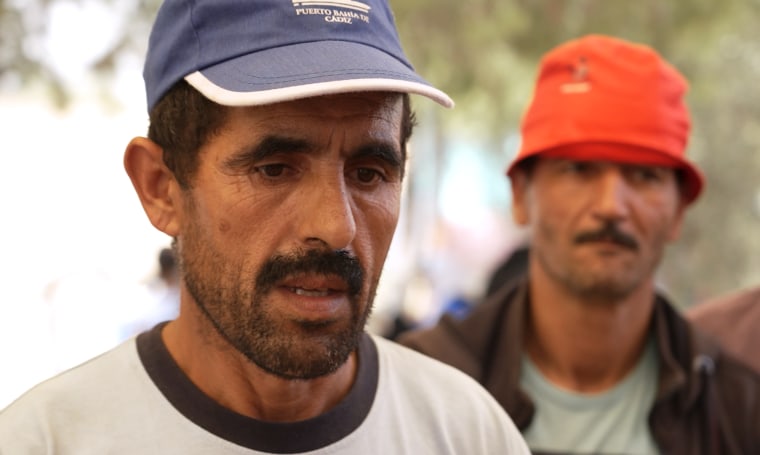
575,223,638,250
255,249,364,297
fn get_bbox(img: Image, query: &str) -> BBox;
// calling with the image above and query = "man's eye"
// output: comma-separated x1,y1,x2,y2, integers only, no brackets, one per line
356,168,383,184
629,167,668,183
256,164,287,178
559,161,592,174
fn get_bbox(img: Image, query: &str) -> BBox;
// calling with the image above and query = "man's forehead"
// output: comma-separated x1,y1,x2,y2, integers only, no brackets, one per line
254,91,402,110
537,143,684,170
218,96,405,149
540,156,677,170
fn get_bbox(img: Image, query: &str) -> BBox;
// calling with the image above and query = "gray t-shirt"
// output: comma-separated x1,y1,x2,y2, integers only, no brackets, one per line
0,325,529,454
521,338,659,455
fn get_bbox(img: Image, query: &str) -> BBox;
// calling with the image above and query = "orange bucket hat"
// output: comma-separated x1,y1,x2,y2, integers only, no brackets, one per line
506,34,704,204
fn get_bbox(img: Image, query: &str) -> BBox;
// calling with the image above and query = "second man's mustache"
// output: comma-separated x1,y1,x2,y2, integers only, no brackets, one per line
574,222,639,250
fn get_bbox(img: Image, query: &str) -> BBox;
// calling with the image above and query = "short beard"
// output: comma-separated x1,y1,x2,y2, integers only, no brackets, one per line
182,243,372,380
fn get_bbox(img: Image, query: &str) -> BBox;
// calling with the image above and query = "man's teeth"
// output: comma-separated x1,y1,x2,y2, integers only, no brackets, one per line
293,288,330,297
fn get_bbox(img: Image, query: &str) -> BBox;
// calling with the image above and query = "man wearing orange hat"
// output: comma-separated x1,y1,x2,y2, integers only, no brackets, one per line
400,35,760,454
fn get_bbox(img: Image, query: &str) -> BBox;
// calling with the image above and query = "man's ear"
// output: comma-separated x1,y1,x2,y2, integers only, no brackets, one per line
123,137,181,237
509,170,531,227
666,199,688,242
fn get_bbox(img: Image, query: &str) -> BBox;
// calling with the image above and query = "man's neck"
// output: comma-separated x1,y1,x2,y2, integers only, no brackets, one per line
161,301,357,422
524,276,655,394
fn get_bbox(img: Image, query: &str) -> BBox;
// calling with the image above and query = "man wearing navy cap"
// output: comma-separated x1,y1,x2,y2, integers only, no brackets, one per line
400,35,760,454
0,1,529,453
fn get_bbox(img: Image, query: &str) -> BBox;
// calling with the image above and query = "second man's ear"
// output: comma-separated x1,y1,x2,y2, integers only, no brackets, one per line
509,170,532,227
123,136,182,237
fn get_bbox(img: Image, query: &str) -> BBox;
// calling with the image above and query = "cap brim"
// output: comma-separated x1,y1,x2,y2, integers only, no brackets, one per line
185,40,453,108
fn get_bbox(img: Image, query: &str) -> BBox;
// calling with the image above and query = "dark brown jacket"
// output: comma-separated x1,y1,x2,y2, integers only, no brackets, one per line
399,279,760,455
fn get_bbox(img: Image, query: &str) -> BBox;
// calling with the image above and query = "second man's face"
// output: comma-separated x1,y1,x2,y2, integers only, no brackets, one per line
512,157,686,301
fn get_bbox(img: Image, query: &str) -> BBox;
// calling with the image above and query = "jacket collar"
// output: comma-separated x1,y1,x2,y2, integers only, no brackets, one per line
477,278,717,428
651,295,721,413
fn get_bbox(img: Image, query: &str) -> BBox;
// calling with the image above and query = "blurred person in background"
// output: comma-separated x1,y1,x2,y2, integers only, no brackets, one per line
401,34,760,454
688,286,760,374
0,0,531,453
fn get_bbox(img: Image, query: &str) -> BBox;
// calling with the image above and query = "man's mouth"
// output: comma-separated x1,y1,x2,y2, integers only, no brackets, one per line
282,274,348,298
255,249,364,299
290,287,333,297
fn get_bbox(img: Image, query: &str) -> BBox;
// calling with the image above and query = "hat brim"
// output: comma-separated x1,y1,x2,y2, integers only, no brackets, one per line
185,40,453,108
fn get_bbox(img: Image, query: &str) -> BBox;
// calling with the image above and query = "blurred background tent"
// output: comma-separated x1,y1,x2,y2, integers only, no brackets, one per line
2,0,760,406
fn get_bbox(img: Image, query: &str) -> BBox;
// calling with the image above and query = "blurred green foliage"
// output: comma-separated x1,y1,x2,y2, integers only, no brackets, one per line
392,0,760,306
2,0,760,306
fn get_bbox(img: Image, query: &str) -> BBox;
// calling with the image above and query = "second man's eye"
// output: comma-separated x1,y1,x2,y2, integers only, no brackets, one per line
555,160,594,175
626,166,671,184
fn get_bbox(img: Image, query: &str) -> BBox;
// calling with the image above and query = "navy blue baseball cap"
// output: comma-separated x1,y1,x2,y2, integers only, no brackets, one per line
143,0,454,112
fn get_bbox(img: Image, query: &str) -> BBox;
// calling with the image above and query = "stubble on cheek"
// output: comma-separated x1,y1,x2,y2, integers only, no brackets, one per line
183,241,372,379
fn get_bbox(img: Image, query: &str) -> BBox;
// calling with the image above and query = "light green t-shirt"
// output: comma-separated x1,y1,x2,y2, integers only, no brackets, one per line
520,338,659,455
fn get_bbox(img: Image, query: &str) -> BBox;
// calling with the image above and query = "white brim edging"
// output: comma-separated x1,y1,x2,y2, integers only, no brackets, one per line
185,71,454,108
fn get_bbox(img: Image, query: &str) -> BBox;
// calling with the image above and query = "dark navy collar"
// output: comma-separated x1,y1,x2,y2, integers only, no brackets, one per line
137,324,378,453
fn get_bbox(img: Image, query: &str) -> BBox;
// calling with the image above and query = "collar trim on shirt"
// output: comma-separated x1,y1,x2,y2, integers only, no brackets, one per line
136,323,379,453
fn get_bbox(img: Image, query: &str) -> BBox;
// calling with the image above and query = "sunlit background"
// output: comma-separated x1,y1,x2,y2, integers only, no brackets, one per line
2,0,760,408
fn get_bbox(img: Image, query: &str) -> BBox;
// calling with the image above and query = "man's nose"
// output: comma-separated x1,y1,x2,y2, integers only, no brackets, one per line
592,169,631,222
297,173,357,250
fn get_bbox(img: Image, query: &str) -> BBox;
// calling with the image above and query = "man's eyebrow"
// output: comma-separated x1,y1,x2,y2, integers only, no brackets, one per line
223,135,310,169
353,143,404,170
